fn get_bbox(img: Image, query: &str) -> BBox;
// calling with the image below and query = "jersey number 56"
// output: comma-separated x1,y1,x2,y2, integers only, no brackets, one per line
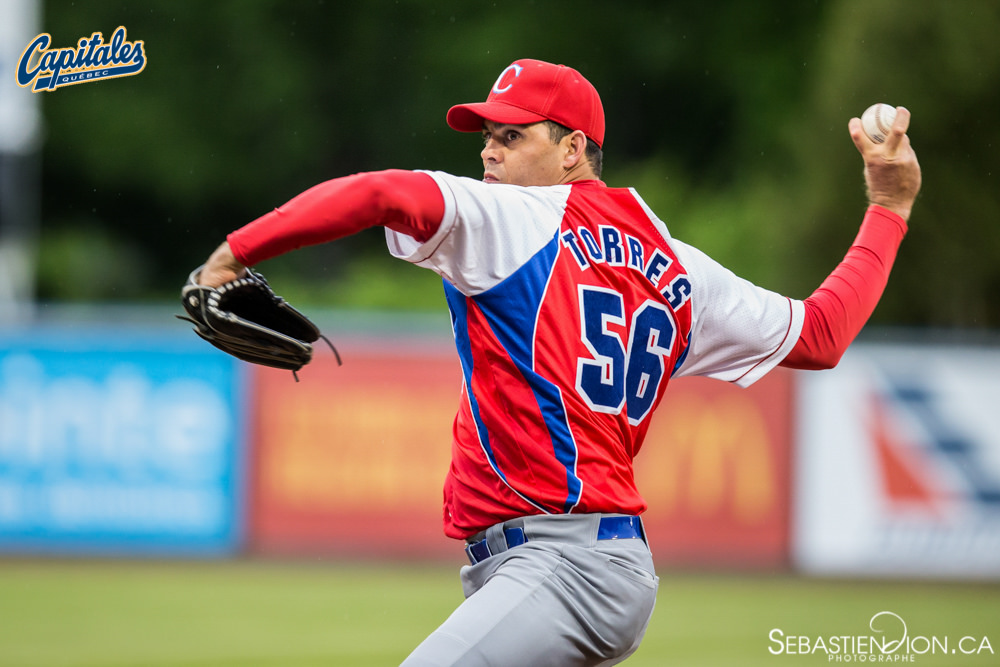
576,285,677,426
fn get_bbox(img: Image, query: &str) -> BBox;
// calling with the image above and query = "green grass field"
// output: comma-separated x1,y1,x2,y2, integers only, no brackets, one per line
0,559,997,666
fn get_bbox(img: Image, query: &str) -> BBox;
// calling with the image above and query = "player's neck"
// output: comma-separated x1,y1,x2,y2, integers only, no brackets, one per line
558,162,598,185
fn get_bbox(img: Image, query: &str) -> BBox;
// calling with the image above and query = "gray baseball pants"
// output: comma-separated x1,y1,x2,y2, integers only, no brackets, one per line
400,514,659,666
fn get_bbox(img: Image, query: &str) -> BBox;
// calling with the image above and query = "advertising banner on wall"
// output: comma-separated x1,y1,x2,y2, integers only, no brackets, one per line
0,328,245,556
794,342,1000,578
249,339,461,560
250,335,795,567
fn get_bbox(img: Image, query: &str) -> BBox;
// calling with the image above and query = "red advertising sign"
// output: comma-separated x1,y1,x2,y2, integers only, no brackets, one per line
249,340,794,568
248,341,462,559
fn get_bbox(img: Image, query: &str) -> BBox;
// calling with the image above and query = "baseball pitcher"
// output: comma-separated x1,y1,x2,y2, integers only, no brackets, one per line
190,59,921,665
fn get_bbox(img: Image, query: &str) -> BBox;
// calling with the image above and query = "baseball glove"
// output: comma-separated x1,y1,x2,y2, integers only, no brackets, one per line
178,266,340,378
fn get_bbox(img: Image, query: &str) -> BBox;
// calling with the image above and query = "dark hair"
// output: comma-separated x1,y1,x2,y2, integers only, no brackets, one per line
545,121,603,178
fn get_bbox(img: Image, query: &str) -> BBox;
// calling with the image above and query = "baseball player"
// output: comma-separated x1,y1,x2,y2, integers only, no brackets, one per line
196,59,921,665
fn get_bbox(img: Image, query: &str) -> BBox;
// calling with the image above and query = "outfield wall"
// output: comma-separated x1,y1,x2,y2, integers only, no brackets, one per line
1,314,999,577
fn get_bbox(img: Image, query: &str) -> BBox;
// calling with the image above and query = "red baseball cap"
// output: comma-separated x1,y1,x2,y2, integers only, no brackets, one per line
447,59,605,148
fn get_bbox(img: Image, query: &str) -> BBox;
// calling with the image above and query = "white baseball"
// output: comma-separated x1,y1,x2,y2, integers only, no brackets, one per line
861,103,897,144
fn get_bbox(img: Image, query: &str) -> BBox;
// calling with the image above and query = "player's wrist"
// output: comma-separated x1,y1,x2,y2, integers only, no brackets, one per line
864,204,909,233
866,197,912,222
200,242,246,287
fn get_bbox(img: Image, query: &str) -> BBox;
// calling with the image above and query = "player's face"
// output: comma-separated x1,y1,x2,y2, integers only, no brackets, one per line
481,121,569,187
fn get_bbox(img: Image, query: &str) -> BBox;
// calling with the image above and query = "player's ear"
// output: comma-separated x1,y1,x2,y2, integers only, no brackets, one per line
562,130,588,169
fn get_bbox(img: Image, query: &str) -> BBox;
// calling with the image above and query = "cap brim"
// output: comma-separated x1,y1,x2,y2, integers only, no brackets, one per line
447,102,549,133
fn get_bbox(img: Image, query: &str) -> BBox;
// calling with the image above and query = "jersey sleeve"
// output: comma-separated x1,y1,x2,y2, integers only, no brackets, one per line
671,240,805,387
385,171,571,295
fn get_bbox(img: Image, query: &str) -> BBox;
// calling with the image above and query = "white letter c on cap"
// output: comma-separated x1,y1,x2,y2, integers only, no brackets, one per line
492,63,522,94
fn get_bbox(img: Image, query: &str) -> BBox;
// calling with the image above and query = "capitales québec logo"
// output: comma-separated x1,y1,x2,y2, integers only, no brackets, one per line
16,26,146,92
769,611,994,662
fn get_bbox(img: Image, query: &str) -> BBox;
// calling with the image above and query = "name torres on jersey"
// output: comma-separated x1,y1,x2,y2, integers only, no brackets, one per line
559,223,693,310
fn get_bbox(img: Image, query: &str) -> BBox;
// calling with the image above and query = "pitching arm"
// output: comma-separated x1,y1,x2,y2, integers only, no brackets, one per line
781,205,906,370
781,106,921,370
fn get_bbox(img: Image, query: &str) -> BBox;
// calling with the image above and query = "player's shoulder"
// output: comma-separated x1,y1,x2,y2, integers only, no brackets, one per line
421,170,571,199
420,170,573,221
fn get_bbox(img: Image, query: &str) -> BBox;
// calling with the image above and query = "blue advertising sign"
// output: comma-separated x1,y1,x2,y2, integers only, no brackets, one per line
0,327,245,556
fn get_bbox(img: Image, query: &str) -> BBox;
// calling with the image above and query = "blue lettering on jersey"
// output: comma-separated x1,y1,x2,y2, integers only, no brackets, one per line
644,249,672,284
561,225,689,301
601,226,625,266
580,227,604,263
626,235,644,272
664,275,693,309
560,230,587,268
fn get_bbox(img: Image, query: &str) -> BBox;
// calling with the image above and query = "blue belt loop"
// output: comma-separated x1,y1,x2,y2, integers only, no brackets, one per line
597,515,645,542
465,539,492,564
504,526,527,548
465,515,643,565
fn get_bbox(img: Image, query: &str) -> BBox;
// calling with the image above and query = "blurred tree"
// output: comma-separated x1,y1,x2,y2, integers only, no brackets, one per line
786,0,1000,327
32,0,1000,329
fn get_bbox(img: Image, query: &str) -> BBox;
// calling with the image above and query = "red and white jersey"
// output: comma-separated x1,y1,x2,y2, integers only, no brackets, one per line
387,172,804,538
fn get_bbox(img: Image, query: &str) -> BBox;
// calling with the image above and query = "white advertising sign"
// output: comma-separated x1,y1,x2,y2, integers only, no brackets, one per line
794,342,1000,578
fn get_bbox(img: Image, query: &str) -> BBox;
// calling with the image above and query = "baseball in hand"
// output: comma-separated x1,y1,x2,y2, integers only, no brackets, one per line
860,103,897,144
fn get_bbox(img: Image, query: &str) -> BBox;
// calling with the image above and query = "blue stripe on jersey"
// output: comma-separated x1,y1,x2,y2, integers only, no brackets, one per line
445,281,551,514
445,234,584,514
672,333,692,376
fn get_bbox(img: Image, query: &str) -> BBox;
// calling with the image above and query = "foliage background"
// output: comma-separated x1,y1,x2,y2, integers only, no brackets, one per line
32,0,1000,328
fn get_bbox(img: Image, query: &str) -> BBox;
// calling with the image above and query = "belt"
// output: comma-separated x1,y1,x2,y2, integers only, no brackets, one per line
465,515,645,565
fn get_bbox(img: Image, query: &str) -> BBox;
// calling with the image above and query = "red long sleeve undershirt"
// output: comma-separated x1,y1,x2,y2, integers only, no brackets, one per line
227,170,445,266
780,205,908,369
227,170,907,372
